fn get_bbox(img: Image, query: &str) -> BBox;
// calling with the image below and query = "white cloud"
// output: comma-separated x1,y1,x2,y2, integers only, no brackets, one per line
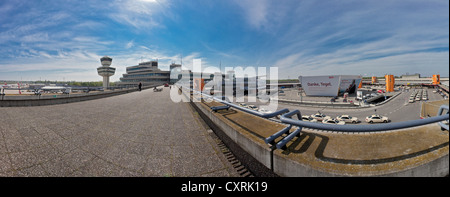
233,0,292,33
139,0,158,3
234,0,269,29
126,40,135,49
0,0,447,81
266,0,449,78
108,0,170,30
274,49,449,79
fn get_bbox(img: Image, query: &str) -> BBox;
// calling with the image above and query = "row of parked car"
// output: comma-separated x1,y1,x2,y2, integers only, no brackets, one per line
238,103,261,111
238,102,390,125
409,89,427,103
433,89,448,99
301,113,389,125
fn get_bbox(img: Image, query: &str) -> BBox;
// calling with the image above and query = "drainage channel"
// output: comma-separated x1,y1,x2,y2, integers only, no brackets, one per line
209,130,254,177
188,98,278,177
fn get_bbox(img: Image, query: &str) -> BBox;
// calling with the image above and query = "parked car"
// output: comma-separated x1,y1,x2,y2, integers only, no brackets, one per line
336,115,359,124
365,114,389,123
238,103,248,108
311,113,331,121
301,115,318,123
408,98,415,103
258,108,272,114
248,105,259,111
322,118,345,125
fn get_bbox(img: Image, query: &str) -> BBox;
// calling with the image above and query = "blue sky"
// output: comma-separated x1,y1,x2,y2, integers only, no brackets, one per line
0,0,448,82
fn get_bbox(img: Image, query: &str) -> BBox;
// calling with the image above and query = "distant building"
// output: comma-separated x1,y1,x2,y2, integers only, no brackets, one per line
118,61,170,87
169,63,182,84
169,62,181,71
401,73,421,79
300,75,362,96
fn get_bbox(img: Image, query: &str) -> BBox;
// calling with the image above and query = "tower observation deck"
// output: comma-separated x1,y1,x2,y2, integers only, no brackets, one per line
97,56,116,89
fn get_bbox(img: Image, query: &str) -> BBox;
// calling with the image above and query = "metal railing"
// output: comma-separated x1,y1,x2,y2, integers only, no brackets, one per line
183,86,449,150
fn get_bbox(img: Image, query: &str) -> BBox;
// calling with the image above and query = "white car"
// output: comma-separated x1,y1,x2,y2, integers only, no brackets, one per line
238,103,248,108
336,115,359,124
408,98,415,103
365,114,389,123
301,115,318,122
258,108,272,114
311,113,331,121
248,105,259,111
322,118,345,125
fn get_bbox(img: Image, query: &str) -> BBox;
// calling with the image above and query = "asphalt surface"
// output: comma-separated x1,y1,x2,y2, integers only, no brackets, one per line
234,88,448,125
0,87,240,177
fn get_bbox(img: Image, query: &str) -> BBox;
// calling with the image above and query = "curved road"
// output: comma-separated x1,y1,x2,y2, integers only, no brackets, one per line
275,88,447,124
0,87,239,177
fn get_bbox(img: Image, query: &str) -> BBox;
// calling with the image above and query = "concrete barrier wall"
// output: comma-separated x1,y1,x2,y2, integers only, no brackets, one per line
271,143,449,177
421,100,450,118
0,86,155,107
382,154,448,177
179,88,277,176
184,88,448,177
192,99,273,167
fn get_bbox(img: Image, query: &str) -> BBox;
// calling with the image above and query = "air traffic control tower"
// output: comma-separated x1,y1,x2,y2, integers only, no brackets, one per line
97,56,116,90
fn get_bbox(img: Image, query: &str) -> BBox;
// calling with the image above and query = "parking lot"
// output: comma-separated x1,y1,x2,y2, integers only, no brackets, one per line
227,87,448,126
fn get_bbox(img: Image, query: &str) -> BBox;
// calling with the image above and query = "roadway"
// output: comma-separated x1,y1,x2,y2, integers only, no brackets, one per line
0,86,240,177
279,89,447,124
234,87,448,125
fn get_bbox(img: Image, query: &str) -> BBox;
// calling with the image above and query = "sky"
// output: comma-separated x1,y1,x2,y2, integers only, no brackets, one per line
0,0,448,82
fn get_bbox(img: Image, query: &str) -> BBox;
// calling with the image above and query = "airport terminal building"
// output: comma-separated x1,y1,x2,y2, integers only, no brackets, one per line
117,61,174,87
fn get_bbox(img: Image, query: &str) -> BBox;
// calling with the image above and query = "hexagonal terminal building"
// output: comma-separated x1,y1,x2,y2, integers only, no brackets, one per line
97,56,116,90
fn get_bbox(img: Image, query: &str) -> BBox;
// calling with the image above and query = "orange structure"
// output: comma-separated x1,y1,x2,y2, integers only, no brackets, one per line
371,76,378,84
193,78,205,91
432,75,440,85
385,75,395,92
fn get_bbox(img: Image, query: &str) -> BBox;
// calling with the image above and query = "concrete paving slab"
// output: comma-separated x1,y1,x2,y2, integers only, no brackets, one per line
0,86,241,177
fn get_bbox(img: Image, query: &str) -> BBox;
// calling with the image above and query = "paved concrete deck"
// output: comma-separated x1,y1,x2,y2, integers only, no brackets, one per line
0,87,240,177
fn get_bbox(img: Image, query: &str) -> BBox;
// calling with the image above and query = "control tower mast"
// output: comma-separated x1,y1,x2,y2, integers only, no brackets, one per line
97,56,116,90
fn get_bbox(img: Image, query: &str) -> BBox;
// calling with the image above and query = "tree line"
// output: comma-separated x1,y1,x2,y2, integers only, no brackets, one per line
34,81,117,87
